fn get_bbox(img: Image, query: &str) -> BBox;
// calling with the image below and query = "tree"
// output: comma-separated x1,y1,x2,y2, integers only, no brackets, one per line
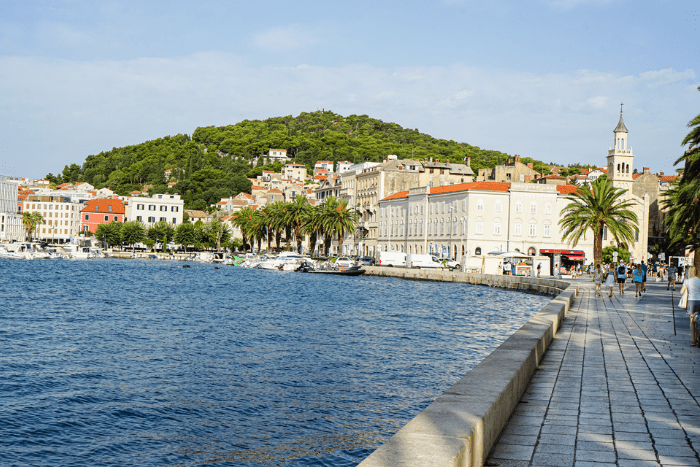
95,222,122,248
302,204,323,256
232,206,256,253
284,195,311,253
21,212,44,241
321,197,358,256
203,216,231,251
601,246,631,264
559,177,639,266
148,221,175,252
120,221,147,253
662,88,700,270
175,223,197,250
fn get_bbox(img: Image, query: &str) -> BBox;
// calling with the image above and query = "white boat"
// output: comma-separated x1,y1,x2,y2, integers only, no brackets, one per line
59,243,95,259
0,243,34,260
257,252,310,271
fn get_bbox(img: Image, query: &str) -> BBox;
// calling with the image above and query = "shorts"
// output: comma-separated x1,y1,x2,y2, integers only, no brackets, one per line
617,277,625,284
643,275,646,283
669,276,676,282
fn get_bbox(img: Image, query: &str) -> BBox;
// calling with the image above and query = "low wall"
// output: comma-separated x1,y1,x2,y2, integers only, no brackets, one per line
358,267,576,467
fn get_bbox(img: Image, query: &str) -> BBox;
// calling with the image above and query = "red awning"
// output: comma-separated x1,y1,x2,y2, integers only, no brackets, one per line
566,256,586,261
540,249,585,255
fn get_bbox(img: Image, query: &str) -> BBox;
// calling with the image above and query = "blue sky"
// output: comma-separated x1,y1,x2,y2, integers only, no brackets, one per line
1,0,698,179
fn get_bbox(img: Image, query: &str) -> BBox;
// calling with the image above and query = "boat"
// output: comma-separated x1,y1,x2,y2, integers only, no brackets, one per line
0,243,34,260
257,251,309,271
297,261,366,276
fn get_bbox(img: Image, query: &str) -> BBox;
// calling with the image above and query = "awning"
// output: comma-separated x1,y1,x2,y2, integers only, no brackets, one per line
540,249,585,255
566,256,586,261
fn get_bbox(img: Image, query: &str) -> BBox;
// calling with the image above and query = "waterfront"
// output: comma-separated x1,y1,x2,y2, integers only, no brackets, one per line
1,258,549,466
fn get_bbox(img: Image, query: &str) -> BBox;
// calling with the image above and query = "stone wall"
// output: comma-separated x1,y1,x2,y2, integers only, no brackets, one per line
358,267,576,467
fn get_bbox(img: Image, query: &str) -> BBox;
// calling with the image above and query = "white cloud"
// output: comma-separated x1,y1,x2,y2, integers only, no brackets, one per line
252,24,323,52
0,53,696,178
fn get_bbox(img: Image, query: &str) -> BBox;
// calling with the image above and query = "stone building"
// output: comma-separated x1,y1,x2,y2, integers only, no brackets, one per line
23,195,83,242
475,155,540,183
1,175,24,242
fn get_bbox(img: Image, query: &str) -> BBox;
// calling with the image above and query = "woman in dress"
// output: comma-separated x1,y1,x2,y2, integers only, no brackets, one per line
605,263,616,297
594,263,603,296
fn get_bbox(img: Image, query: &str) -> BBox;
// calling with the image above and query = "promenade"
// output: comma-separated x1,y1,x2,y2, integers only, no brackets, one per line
487,276,700,466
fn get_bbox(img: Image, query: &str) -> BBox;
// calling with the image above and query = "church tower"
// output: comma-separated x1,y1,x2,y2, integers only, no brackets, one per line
607,107,634,193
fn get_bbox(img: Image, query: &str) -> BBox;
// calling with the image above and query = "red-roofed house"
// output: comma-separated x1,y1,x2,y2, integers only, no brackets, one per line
80,199,125,233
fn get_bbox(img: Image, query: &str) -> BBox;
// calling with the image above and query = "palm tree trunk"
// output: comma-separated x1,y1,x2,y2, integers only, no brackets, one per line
594,229,603,266
275,230,281,251
337,229,344,256
295,224,302,253
309,232,317,257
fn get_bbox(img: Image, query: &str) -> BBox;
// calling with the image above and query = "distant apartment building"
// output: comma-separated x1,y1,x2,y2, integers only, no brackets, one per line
0,175,23,242
475,155,540,183
336,161,353,174
124,193,184,227
24,195,82,242
284,163,307,181
80,199,125,234
268,148,288,162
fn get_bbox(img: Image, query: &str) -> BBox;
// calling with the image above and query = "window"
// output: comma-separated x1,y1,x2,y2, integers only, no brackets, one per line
495,201,501,212
545,203,551,214
104,215,109,221
148,216,155,223
529,221,536,236
530,202,537,213
544,224,551,237
137,216,142,221
149,205,155,211
85,215,89,220
514,222,522,236
160,206,167,211
160,217,166,222
494,221,501,235
476,221,483,234
108,206,113,212
440,220,444,235
477,199,484,211
462,200,466,211
475,247,482,255
528,247,537,256
173,218,177,224
603,226,608,240
515,202,522,212
94,205,98,211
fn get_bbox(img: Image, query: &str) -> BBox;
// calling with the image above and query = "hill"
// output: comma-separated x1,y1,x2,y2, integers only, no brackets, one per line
47,110,551,210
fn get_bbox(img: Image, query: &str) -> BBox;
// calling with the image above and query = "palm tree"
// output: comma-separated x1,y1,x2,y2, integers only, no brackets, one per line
301,205,323,257
21,212,43,241
284,195,310,253
232,206,255,253
249,210,266,254
265,202,286,252
559,177,639,266
663,95,700,270
321,197,358,257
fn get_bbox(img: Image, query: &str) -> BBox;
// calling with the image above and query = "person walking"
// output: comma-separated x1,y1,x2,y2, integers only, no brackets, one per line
594,264,603,296
537,263,541,278
680,267,700,345
668,263,678,291
617,261,627,294
641,260,648,292
679,263,686,283
633,264,644,297
605,263,616,297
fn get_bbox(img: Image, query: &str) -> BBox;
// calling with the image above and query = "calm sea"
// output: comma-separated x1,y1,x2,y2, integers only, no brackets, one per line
0,258,549,466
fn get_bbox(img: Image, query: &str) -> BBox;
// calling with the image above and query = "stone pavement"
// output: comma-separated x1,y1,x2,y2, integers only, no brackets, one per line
487,276,700,467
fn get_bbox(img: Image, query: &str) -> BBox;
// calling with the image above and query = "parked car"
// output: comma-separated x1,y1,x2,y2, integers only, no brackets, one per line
357,256,375,266
335,257,356,268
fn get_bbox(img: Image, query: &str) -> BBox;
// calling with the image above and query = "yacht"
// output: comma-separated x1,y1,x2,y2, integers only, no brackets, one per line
257,251,309,271
0,243,34,260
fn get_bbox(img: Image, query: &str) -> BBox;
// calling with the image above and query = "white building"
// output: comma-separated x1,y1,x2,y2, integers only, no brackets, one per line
268,148,288,162
22,195,83,243
283,163,307,182
336,161,353,174
0,175,23,242
124,193,184,227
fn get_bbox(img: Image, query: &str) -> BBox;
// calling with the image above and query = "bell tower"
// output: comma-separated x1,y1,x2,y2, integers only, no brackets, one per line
607,104,634,193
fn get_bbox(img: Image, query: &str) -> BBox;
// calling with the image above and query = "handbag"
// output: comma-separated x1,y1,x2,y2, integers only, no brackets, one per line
680,291,688,309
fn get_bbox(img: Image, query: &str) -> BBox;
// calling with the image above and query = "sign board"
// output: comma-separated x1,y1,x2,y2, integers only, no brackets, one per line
613,252,618,259
659,253,665,261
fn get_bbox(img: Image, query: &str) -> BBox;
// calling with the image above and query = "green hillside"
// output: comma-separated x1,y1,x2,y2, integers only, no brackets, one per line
47,110,551,210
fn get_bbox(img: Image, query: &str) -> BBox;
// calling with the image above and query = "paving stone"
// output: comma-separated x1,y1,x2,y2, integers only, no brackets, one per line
489,443,535,461
575,449,616,463
531,452,575,466
535,443,575,455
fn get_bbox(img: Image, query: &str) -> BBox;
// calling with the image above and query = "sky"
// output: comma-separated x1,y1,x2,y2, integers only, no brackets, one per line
0,0,698,179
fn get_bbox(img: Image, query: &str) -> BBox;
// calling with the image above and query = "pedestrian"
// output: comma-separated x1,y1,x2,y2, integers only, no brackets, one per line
668,263,678,291
504,260,511,275
652,262,658,280
641,260,648,292
633,264,644,297
605,263,616,297
680,267,700,346
537,263,541,278
679,263,685,283
617,261,627,294
594,263,603,296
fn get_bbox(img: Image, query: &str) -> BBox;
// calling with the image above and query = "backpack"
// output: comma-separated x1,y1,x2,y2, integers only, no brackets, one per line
618,265,625,275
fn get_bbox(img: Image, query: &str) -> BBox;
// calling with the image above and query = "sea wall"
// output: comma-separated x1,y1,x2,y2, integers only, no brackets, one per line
358,267,576,467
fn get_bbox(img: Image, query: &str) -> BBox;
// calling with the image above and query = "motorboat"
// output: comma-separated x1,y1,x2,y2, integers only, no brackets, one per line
59,243,95,259
297,261,366,276
257,252,309,271
0,243,34,260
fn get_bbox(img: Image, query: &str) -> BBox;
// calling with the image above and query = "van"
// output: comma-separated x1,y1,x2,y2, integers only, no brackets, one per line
378,251,406,267
406,254,460,269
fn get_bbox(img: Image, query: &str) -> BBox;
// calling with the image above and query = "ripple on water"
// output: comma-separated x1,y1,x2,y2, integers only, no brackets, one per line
0,258,549,466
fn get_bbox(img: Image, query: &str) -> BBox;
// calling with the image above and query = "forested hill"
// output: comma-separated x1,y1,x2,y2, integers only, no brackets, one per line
48,110,551,210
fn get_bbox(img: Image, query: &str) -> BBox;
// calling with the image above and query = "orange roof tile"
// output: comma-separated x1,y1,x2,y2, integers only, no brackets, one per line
267,188,283,193
430,181,511,194
80,198,125,214
382,190,409,201
660,175,679,182
556,185,580,195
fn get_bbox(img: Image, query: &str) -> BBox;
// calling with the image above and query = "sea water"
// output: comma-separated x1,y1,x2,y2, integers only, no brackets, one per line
0,258,549,466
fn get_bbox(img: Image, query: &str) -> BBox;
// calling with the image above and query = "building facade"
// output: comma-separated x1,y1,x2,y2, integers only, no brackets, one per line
0,175,23,242
124,193,184,227
22,195,82,242
80,199,126,234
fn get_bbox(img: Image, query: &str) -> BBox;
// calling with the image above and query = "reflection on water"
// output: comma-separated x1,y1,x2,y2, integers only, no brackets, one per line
0,258,549,466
